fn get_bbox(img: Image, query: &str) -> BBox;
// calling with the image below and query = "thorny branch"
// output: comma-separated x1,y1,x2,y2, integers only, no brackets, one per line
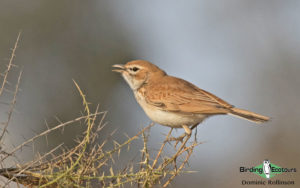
0,32,21,98
0,32,21,144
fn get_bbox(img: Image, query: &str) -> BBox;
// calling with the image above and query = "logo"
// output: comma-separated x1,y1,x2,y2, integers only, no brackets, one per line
240,159,296,185
263,159,271,178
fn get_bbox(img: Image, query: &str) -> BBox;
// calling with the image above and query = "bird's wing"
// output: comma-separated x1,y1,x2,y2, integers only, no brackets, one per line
143,76,233,114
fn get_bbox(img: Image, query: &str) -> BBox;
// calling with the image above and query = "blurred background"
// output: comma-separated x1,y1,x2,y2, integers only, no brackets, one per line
0,0,300,187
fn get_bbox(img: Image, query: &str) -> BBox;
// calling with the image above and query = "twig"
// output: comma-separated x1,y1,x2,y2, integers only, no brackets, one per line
1,112,103,162
152,128,173,169
163,142,196,187
0,32,21,98
0,70,22,143
1,143,63,187
97,123,154,162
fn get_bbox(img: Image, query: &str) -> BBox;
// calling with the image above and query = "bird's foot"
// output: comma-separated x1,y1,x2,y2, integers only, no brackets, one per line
165,125,192,147
166,132,191,147
167,133,186,143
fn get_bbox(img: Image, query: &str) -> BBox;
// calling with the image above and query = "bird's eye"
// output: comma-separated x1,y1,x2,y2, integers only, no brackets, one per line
132,67,139,72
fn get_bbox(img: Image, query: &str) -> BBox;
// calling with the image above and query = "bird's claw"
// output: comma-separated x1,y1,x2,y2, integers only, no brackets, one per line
165,133,187,147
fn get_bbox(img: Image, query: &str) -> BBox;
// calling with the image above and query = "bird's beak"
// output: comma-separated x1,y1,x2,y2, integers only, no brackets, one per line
112,64,125,73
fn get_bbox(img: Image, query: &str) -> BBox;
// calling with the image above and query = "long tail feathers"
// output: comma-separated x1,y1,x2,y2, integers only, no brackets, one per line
229,107,270,123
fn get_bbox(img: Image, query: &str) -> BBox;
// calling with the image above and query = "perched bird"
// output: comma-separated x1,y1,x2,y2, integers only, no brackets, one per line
113,60,269,137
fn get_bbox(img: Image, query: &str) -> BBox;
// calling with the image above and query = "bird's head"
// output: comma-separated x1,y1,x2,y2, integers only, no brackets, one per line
112,60,166,90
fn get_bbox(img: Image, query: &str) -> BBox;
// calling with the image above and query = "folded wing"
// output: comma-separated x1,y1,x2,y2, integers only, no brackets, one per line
144,76,233,114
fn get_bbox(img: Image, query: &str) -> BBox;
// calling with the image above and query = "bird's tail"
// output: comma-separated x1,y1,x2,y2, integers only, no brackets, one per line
229,107,270,123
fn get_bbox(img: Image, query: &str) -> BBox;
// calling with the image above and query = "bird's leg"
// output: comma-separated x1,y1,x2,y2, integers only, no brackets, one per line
167,123,200,146
182,125,192,135
175,123,199,140
172,123,200,146
190,123,199,131
167,125,192,145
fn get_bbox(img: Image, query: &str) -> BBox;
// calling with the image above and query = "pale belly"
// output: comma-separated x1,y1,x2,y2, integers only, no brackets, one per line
143,107,207,128
134,92,207,128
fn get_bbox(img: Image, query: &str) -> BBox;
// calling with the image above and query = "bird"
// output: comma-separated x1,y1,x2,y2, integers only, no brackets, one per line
112,60,269,139
263,159,272,179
